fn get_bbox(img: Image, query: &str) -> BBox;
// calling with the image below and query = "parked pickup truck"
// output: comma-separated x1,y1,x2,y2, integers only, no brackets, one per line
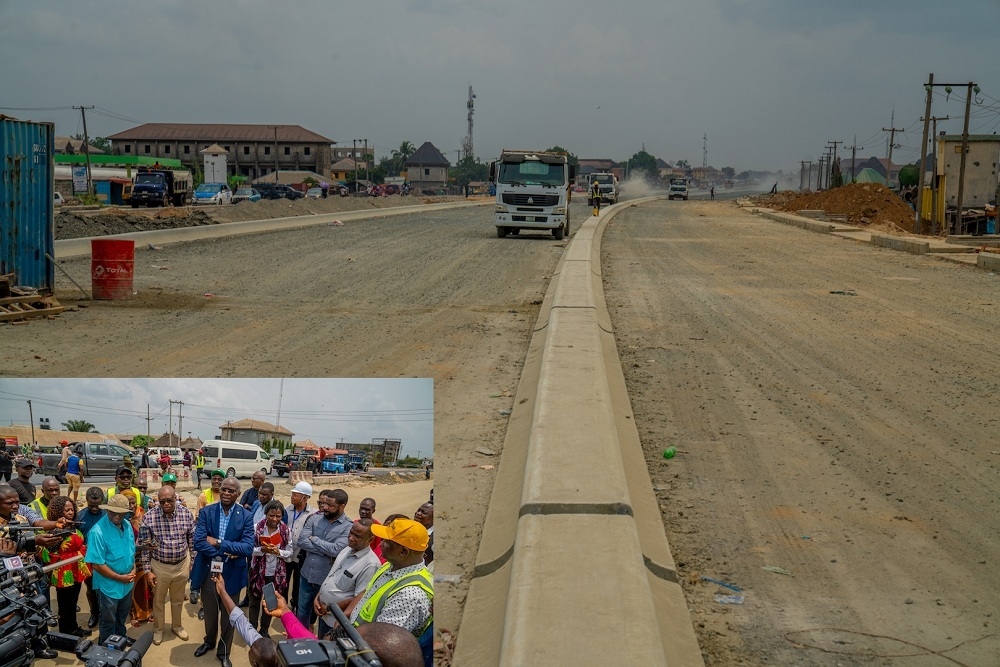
273,454,304,477
37,440,135,479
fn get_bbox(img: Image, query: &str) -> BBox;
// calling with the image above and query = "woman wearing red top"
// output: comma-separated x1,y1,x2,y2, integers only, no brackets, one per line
39,496,91,636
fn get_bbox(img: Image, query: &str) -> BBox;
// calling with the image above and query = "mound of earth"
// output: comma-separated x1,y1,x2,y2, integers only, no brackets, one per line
750,183,919,234
55,193,469,240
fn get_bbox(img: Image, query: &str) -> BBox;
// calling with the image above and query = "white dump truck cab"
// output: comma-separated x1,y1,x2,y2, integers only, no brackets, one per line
589,172,619,204
490,150,576,240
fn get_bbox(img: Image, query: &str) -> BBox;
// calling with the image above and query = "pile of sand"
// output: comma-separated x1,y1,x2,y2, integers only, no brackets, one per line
751,183,918,233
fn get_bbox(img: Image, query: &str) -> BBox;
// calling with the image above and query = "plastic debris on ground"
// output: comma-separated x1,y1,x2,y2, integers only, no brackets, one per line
714,594,745,605
762,565,793,576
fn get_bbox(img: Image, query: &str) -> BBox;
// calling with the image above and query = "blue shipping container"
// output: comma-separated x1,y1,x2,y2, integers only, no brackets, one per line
0,118,55,291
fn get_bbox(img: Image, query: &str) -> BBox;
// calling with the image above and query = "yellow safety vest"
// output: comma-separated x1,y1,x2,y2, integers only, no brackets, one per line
355,562,433,636
29,497,47,519
202,488,217,504
195,454,205,468
107,485,147,509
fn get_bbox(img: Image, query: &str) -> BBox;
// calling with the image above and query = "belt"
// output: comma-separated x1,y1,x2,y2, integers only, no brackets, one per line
153,557,188,566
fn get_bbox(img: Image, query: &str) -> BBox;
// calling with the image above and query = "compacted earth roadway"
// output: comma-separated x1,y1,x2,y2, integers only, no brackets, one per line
602,199,999,665
5,196,998,665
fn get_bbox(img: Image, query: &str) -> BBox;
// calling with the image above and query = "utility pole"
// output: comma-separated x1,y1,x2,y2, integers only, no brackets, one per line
805,161,813,190
800,161,808,191
73,105,96,196
269,125,282,182
352,140,358,182
27,400,35,447
882,124,904,189
955,82,977,235
146,404,152,439
816,156,825,191
168,400,173,447
703,133,708,169
363,139,369,183
916,73,934,232
827,141,842,187
923,115,950,234
176,401,184,448
845,136,862,182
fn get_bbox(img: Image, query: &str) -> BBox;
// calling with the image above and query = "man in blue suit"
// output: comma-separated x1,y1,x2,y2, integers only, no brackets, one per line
191,474,255,667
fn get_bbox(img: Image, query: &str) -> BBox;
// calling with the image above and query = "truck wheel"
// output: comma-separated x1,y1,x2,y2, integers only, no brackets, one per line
278,470,285,477
496,226,507,238
565,218,571,237
553,224,565,240
510,228,520,235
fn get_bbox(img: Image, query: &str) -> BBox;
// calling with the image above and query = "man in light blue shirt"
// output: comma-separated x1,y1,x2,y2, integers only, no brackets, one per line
85,494,138,645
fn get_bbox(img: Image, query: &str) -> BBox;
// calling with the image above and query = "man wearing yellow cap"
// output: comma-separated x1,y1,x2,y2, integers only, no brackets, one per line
348,517,433,664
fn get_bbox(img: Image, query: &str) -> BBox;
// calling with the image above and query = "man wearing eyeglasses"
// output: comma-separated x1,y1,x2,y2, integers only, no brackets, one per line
190,476,255,667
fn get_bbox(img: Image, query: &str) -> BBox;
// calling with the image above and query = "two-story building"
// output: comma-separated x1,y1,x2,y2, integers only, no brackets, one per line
219,418,295,447
405,142,450,191
107,123,334,182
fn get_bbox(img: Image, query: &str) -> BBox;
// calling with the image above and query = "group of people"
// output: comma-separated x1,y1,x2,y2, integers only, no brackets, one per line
0,455,434,667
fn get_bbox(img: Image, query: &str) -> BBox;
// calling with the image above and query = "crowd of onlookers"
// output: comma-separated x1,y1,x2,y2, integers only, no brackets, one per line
0,444,433,667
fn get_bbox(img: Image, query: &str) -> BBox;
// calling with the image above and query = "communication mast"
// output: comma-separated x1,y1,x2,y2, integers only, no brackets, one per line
703,134,708,169
461,85,476,161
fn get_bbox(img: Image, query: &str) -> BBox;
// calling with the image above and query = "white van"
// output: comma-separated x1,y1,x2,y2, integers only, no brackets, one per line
201,439,272,479
147,447,183,466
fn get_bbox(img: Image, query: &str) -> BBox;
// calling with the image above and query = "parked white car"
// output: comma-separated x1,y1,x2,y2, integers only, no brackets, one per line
192,182,233,205
54,192,65,206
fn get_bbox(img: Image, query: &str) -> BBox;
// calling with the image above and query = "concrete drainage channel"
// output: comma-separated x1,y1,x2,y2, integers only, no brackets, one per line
53,200,489,258
455,198,704,666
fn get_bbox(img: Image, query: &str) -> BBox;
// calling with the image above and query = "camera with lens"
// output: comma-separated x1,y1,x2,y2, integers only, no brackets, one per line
276,606,383,667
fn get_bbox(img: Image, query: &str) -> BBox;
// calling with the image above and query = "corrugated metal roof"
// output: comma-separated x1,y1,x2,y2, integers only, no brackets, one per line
107,123,334,144
0,425,124,448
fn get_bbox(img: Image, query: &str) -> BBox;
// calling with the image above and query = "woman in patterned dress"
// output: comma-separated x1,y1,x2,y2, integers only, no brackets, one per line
248,499,292,635
39,495,91,636
122,488,154,626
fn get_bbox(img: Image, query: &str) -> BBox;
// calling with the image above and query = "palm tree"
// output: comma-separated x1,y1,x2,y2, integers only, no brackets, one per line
390,141,416,176
62,419,98,433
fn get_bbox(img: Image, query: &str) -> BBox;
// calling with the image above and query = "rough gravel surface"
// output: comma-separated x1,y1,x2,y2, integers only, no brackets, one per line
602,199,999,666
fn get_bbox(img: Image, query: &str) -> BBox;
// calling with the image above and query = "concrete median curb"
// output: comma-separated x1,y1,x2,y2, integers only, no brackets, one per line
53,200,489,259
456,197,704,666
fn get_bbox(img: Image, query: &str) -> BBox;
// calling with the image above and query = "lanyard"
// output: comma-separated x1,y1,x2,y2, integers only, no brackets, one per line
290,505,308,531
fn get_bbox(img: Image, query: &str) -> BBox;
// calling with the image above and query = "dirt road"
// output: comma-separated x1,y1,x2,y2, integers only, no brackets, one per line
602,200,1000,665
2,203,588,646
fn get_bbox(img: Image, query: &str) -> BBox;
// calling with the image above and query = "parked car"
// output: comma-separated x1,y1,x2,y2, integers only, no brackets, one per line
201,439,271,478
192,182,233,205
54,192,65,206
37,440,136,479
382,183,400,196
306,187,323,199
231,187,262,204
256,183,304,200
338,185,349,197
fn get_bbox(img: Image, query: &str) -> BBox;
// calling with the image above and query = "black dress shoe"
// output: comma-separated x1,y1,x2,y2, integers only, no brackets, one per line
87,616,99,629
194,642,212,657
38,649,58,660
219,657,232,667
72,627,92,637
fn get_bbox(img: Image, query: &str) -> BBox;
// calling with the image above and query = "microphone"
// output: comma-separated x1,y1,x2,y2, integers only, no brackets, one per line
119,630,154,667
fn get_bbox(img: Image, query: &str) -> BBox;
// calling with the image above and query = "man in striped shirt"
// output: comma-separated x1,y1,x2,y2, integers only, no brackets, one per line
139,485,195,646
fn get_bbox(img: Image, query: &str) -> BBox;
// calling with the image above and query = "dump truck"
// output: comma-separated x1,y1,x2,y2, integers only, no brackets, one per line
490,149,576,240
131,165,192,207
587,172,619,205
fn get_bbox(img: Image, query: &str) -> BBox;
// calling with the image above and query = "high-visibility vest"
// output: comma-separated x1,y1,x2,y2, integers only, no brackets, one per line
107,485,148,509
354,562,433,637
29,497,47,519
195,454,205,469
201,488,217,505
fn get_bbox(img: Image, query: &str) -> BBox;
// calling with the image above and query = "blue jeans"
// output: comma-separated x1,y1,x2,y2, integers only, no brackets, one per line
295,578,322,629
97,589,133,645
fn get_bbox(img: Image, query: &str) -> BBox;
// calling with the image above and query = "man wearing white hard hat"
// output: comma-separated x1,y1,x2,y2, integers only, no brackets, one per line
283,481,315,610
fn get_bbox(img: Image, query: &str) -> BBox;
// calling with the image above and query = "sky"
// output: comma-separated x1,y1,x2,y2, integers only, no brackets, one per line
0,378,434,459
3,1,1000,174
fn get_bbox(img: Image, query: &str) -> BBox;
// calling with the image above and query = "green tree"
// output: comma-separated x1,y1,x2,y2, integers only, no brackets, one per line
388,141,416,177
721,167,736,180
62,419,97,433
451,155,489,186
675,159,690,170
130,434,152,449
626,150,658,180
545,146,579,165
831,158,844,187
